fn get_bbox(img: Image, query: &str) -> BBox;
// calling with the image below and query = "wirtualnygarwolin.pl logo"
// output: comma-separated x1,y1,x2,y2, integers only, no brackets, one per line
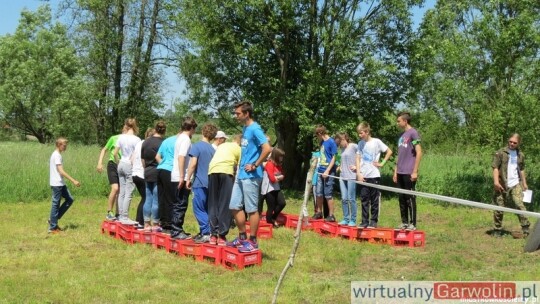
351,281,539,303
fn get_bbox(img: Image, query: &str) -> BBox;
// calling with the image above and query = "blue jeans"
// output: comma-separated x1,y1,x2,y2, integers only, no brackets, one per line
229,178,262,213
143,181,159,222
339,179,357,222
192,187,210,235
49,186,74,230
316,175,334,199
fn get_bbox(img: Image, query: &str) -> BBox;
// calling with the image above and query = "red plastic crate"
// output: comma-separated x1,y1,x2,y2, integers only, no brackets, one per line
310,219,325,233
357,228,371,242
336,225,359,241
169,238,181,254
245,222,273,239
179,240,203,261
101,221,117,237
369,228,393,244
221,247,262,270
392,230,425,247
117,223,134,244
201,244,223,265
286,215,314,230
261,212,287,226
132,230,154,244
318,221,338,237
153,233,170,251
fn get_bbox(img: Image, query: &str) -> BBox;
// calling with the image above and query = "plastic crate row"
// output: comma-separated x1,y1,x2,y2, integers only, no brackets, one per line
101,221,262,270
273,213,425,247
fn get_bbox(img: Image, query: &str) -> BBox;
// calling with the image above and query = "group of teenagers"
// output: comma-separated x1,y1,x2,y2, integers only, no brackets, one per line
310,111,422,231
46,106,423,249
83,101,282,253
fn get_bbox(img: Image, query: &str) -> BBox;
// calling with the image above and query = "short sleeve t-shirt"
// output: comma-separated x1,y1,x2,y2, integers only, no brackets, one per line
396,128,421,175
104,135,120,162
132,140,144,178
142,136,164,182
157,135,176,172
50,150,64,186
116,134,141,164
317,137,338,174
238,122,268,180
357,138,389,178
208,142,241,175
339,143,358,179
189,141,215,188
171,133,192,182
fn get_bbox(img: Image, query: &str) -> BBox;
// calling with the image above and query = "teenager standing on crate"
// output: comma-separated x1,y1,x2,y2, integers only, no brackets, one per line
133,128,154,229
355,123,392,229
142,121,166,232
227,101,272,253
393,112,422,231
313,124,338,222
113,118,141,225
186,123,218,243
48,137,81,233
96,127,126,221
170,117,197,240
334,132,358,227
261,148,287,228
155,130,177,232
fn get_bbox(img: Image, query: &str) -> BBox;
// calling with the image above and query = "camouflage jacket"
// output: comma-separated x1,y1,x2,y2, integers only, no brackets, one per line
492,147,524,189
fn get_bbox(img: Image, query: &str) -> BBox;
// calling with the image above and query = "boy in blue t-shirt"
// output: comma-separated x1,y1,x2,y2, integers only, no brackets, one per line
313,125,337,222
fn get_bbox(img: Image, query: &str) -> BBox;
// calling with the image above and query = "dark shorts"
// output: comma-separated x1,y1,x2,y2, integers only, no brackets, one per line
107,160,119,185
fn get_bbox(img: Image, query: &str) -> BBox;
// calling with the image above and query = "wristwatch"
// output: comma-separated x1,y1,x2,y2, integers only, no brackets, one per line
251,163,258,169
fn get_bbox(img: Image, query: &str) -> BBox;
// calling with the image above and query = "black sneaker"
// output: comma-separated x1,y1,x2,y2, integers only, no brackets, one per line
312,212,323,220
324,215,336,222
492,229,504,237
358,223,369,229
172,231,192,240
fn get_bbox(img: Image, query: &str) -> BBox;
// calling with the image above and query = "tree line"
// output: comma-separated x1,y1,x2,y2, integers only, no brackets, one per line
0,0,538,189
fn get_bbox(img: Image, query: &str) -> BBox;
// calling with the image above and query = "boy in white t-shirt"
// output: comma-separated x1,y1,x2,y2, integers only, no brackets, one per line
48,138,81,233
355,123,392,228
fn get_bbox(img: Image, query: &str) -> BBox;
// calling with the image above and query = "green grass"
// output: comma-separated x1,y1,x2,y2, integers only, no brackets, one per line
1,142,540,303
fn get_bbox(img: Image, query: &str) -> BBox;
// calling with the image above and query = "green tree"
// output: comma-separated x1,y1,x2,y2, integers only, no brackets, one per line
411,0,540,155
173,0,420,188
0,6,91,143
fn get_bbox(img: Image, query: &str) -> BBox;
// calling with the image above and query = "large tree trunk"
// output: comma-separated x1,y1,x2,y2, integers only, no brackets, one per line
113,0,124,126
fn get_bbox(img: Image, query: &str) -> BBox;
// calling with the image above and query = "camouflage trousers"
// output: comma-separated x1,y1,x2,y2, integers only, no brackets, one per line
493,183,530,230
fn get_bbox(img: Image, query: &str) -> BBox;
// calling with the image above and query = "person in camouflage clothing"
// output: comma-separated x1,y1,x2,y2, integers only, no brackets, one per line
492,133,530,237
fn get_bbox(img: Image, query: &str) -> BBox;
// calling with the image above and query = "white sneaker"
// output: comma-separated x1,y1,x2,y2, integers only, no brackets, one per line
406,224,416,231
120,218,138,225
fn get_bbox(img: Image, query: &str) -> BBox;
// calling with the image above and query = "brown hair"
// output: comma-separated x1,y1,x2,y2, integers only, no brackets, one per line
124,118,139,134
181,117,197,131
270,147,285,165
234,100,254,118
334,132,350,145
314,124,327,136
145,128,155,139
202,123,218,141
397,111,412,124
55,137,68,147
154,121,166,135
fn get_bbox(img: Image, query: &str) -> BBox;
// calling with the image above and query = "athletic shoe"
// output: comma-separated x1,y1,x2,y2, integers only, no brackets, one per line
48,228,62,234
312,212,323,220
358,223,369,229
152,226,163,233
192,233,203,242
324,215,336,222
226,237,245,248
396,223,408,230
406,224,416,231
522,226,530,237
119,218,138,225
338,220,348,225
238,240,259,253
217,237,227,247
136,224,144,230
172,231,192,240
348,221,356,227
194,234,210,244
209,235,218,245
106,212,116,221
492,229,504,237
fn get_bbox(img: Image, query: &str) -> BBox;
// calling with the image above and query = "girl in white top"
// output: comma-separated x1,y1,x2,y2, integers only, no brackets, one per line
113,118,141,224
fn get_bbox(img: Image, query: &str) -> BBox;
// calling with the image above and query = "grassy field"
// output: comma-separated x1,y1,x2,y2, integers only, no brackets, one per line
1,142,539,303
